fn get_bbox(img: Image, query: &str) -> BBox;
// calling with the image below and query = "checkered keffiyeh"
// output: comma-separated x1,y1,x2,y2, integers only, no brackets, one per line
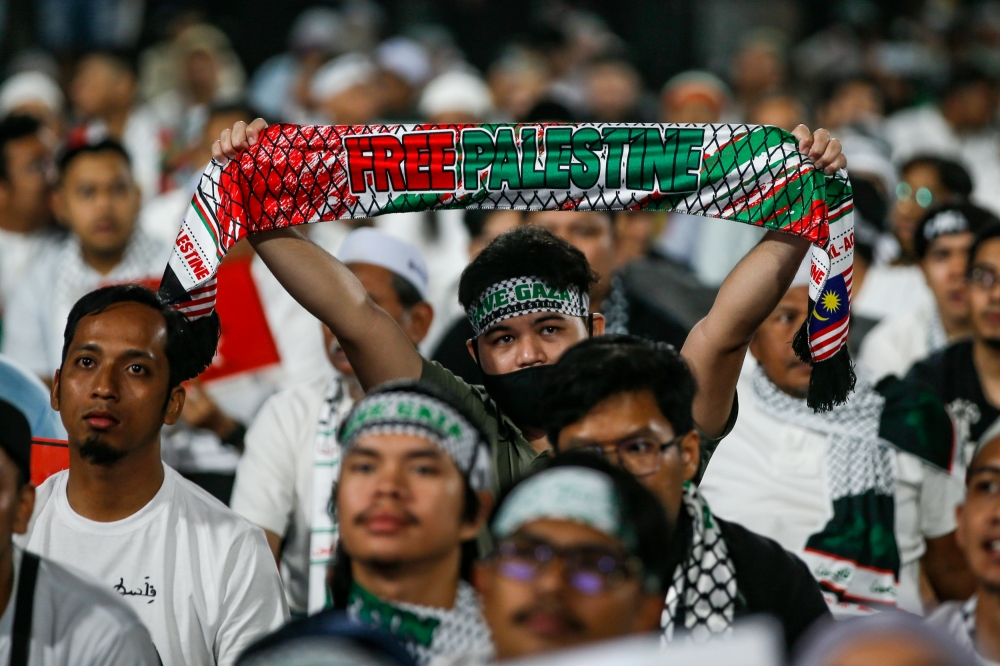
662,483,738,643
157,122,856,408
466,276,590,336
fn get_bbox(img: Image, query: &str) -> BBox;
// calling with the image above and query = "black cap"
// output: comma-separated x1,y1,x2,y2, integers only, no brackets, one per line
0,400,31,484
915,202,1000,260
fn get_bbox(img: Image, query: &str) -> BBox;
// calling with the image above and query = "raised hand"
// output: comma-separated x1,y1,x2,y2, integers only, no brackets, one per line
212,118,269,166
791,124,846,175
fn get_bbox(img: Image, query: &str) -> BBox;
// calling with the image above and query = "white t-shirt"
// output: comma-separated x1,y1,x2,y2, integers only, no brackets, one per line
17,465,288,666
928,597,1000,666
0,229,59,318
851,264,934,322
700,363,965,616
858,300,949,380
0,547,160,665
1,230,171,378
231,371,352,615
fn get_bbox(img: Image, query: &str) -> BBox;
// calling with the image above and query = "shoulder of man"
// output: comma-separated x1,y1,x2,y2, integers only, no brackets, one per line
420,358,538,491
716,517,830,648
904,339,973,392
875,375,954,471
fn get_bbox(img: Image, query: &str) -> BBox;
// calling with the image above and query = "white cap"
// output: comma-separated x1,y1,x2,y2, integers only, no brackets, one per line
337,228,429,299
0,71,63,116
417,69,493,120
311,53,377,102
288,7,345,54
376,37,432,87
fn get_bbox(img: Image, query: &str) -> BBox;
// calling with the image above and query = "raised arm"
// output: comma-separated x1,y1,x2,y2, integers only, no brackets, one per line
681,125,846,437
214,120,422,388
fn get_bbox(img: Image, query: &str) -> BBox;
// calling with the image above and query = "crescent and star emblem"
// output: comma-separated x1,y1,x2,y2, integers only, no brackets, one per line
812,290,842,322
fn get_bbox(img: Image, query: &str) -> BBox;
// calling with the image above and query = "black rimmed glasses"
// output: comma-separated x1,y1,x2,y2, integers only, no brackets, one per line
493,536,643,595
573,434,684,477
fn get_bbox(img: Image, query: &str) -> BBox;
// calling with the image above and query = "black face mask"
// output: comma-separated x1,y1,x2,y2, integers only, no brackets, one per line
479,364,555,431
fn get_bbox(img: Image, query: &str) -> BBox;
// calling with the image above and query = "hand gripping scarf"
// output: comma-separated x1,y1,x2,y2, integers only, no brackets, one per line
158,122,856,409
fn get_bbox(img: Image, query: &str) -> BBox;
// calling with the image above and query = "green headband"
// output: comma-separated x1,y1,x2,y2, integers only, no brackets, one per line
466,276,590,336
339,390,492,492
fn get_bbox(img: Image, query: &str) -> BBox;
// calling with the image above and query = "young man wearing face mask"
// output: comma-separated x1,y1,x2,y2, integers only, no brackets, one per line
328,379,495,666
540,335,829,649
231,228,434,617
860,203,996,379
701,262,971,616
475,453,670,661
213,118,846,488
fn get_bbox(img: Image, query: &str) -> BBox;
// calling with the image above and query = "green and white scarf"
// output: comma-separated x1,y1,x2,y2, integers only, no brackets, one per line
347,581,494,666
662,483,738,643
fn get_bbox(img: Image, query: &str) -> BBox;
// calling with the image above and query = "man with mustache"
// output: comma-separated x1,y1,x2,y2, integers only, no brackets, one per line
232,227,434,616
328,379,495,665
929,434,1000,664
540,335,829,649
474,453,669,660
214,118,846,489
16,284,287,665
701,259,971,616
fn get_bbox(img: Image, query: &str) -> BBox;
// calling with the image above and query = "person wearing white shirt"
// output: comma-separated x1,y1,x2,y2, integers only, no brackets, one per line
860,203,996,379
18,284,288,666
0,398,160,666
0,115,59,321
232,228,434,616
1,140,170,381
700,267,972,617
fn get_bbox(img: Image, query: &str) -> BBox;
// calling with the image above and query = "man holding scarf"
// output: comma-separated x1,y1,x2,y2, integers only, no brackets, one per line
211,118,847,488
700,259,972,616
231,227,434,616
540,335,829,648
328,379,495,665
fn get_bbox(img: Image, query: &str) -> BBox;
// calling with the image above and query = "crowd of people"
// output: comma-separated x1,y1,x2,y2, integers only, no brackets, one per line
2,1,1000,665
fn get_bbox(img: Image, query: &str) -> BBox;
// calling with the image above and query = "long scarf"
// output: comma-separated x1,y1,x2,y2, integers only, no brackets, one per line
347,580,494,666
157,122,856,409
308,376,354,614
662,483,738,643
751,366,900,614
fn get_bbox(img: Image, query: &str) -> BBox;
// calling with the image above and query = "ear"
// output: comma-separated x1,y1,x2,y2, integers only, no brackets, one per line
402,302,434,346
50,368,61,411
955,504,967,551
590,313,606,336
12,484,35,535
466,338,477,361
747,332,761,361
163,385,186,426
472,559,494,597
459,490,494,542
635,592,665,632
680,429,701,482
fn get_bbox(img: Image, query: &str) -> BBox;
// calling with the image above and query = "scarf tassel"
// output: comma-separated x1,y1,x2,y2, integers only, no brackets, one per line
792,298,857,412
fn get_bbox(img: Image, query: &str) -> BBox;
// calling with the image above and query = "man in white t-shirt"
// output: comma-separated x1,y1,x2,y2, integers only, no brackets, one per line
232,227,434,616
1,139,170,381
929,435,1000,665
0,398,160,665
0,115,58,321
860,203,996,379
18,284,288,665
701,263,972,617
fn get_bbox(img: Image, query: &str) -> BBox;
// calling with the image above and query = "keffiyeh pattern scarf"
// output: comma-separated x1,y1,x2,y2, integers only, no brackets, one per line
662,483,738,643
751,366,900,614
158,122,856,408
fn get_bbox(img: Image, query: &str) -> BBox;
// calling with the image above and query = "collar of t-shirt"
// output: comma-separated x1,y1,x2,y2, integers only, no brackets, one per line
53,465,174,536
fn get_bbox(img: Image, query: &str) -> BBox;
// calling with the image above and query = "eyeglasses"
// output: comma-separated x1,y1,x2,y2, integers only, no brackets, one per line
970,266,1000,291
574,435,684,477
896,182,934,208
493,536,643,596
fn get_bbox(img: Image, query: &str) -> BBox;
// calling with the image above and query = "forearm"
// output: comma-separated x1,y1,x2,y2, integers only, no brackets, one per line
249,227,422,387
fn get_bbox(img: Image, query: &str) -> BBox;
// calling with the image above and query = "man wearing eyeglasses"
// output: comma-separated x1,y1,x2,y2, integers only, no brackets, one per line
910,223,1000,472
537,335,828,650
475,453,670,660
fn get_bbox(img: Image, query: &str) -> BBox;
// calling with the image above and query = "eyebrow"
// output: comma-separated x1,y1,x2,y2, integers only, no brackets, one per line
968,465,1000,480
347,446,443,460
565,426,660,447
71,343,156,360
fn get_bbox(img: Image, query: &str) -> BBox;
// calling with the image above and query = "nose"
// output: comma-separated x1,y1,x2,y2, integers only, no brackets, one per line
532,557,570,595
372,460,408,500
90,362,119,401
516,334,548,369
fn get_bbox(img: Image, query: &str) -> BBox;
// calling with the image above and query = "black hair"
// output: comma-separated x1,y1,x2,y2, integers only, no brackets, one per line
539,334,695,447
462,209,524,240
77,49,138,77
914,202,1000,260
900,154,974,199
331,379,488,608
458,225,597,311
945,66,995,98
389,273,424,310
491,450,673,594
968,222,1000,275
57,139,132,179
61,284,220,393
817,75,882,107
207,100,262,123
0,114,42,182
